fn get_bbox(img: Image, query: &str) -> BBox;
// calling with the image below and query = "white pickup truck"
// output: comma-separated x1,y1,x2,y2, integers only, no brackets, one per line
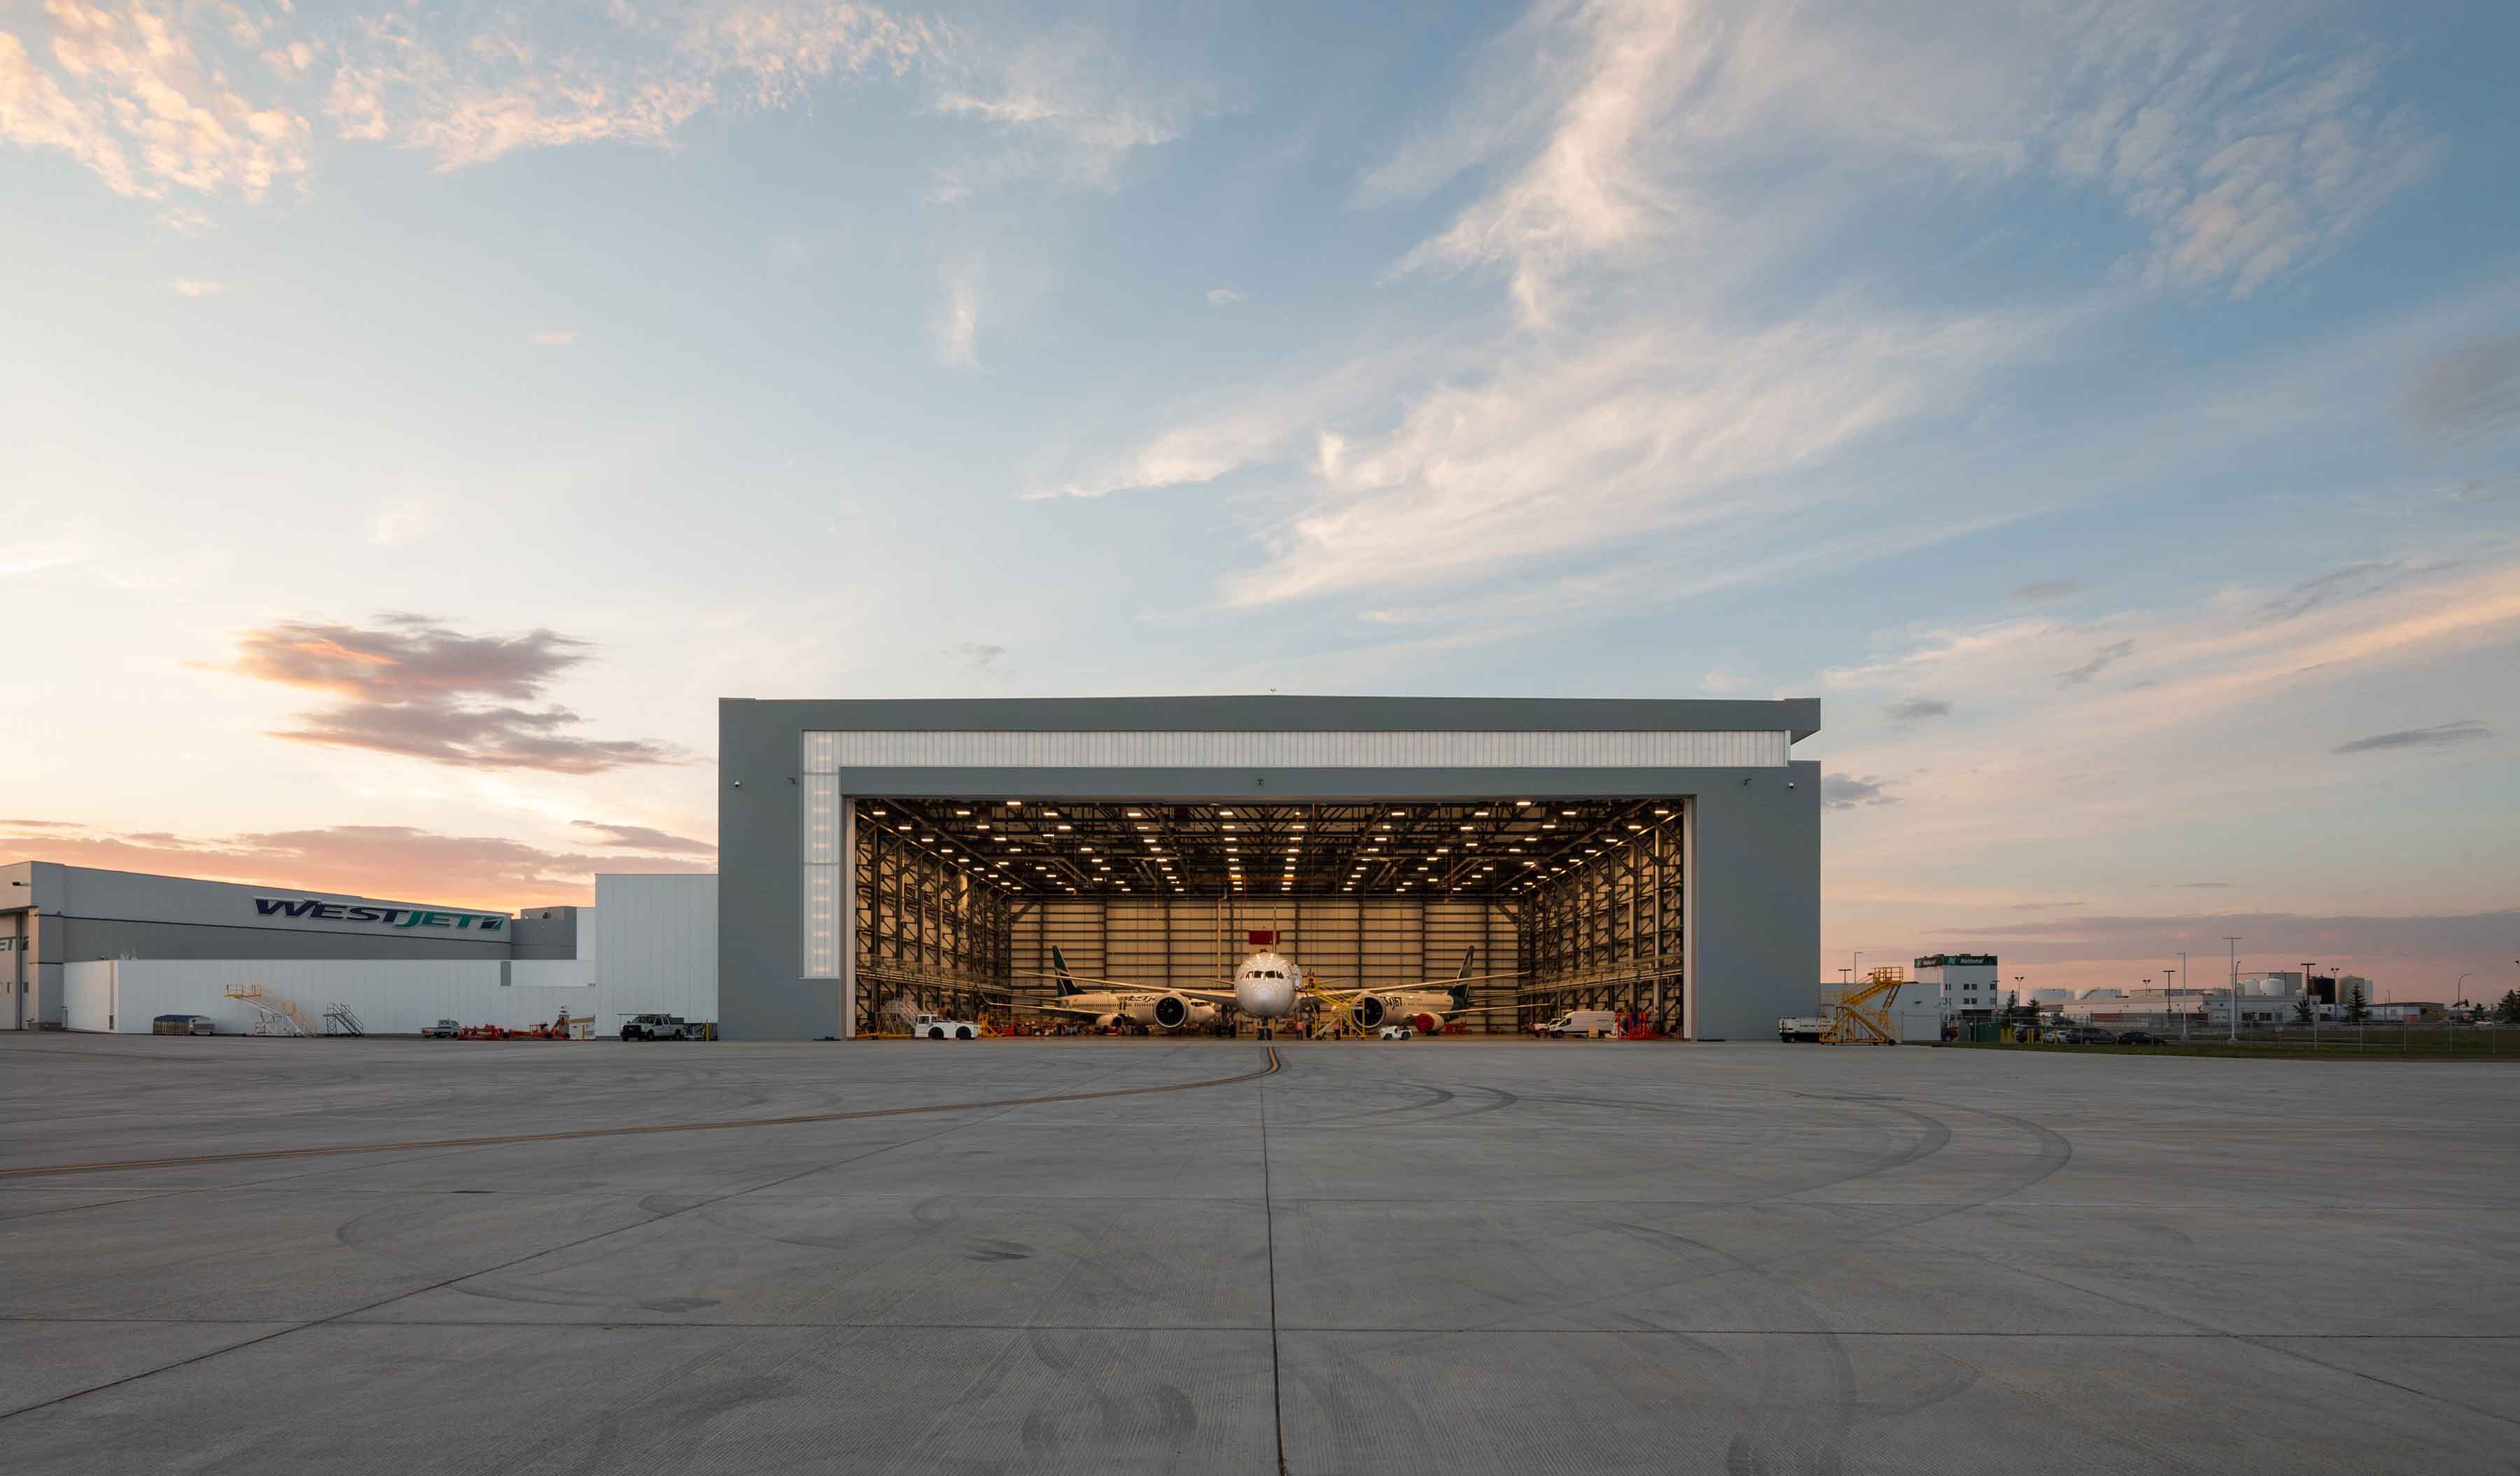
913,1013,980,1040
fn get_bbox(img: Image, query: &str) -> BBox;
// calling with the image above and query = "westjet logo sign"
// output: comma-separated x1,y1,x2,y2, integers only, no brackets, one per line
252,897,507,931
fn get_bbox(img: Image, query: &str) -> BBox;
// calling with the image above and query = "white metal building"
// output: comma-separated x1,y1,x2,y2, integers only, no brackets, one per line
34,871,715,1037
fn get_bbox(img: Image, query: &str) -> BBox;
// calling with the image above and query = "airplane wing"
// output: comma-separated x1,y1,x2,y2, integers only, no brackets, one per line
1013,998,1120,1017
1007,970,1240,1007
1303,968,1524,1001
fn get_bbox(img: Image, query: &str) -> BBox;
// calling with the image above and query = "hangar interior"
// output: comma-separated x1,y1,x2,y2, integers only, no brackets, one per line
846,796,1687,1036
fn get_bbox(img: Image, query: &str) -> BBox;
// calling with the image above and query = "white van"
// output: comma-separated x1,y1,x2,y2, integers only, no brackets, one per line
1535,1010,1620,1039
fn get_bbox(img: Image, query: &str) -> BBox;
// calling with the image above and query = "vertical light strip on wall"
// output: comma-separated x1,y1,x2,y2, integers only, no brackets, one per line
802,770,840,978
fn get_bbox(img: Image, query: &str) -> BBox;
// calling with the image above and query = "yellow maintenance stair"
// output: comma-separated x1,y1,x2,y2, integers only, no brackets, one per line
1821,966,1906,1044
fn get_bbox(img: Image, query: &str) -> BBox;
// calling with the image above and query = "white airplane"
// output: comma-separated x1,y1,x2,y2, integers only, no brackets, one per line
1325,947,1488,1034
1022,946,1232,1033
1023,944,1501,1040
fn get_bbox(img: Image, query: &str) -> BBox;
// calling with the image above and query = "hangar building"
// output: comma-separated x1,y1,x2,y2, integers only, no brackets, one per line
718,695,1820,1041
1,863,708,1035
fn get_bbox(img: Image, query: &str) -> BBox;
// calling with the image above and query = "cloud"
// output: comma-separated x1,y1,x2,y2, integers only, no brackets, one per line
948,641,1005,669
0,821,704,910
2055,638,2136,687
1219,305,2047,607
167,279,226,296
2012,580,2084,602
2170,882,2233,889
1885,697,1952,725
1205,287,1242,306
1699,664,1748,695
531,328,580,347
2331,720,2491,755
924,25,1210,197
0,3,312,201
1812,558,2520,886
206,613,679,774
570,821,714,855
2069,47,2440,297
1364,1,2433,312
2406,332,2520,440
0,818,79,828
1822,774,1898,810
2258,559,2456,622
326,2,933,172
1942,907,2520,975
935,274,979,367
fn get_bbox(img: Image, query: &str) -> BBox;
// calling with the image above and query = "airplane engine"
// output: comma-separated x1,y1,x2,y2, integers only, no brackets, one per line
1353,995,1390,1030
1151,995,1190,1030
1410,1012,1443,1035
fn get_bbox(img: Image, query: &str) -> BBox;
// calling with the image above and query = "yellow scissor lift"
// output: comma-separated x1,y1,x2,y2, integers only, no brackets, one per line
1821,966,1906,1044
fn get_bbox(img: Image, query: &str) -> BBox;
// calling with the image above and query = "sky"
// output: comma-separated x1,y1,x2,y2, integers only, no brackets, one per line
5,0,2517,1004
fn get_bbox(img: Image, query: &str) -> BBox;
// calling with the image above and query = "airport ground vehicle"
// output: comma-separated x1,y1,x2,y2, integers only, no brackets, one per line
916,1013,979,1040
1535,1010,1620,1038
421,1019,460,1038
1377,1024,1415,1040
621,1012,696,1041
1777,1016,1829,1042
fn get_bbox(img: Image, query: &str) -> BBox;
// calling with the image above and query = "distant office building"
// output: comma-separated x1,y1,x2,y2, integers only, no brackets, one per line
1914,954,2001,1014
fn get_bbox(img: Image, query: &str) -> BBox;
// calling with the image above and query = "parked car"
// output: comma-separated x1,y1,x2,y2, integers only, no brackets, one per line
2116,1030,2162,1045
2068,1028,2115,1045
420,1019,461,1039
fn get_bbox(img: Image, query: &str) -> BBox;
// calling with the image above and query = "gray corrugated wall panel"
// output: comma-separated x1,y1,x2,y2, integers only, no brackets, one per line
808,730,1784,769
735,695,1819,742
1684,760,1821,1041
721,701,829,1040
48,917,512,963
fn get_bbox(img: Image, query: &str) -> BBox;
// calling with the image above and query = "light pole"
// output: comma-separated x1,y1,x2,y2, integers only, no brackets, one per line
2306,961,2319,1047
2175,951,2188,1039
2225,936,2241,1043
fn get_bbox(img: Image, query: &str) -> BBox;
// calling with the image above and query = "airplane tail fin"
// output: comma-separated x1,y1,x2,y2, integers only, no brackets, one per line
1457,947,1476,980
1051,946,1080,996
1449,949,1476,1011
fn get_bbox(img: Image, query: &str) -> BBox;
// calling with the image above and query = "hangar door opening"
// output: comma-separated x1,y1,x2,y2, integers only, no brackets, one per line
846,798,1689,1037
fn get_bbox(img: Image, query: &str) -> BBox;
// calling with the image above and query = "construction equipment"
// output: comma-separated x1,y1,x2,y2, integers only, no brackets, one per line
1821,966,1905,1045
224,984,318,1037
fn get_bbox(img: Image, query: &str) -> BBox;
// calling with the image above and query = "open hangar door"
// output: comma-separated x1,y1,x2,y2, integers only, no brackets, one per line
846,797,1687,1036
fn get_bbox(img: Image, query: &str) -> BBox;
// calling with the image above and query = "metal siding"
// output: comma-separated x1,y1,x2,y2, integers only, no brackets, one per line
593,875,720,1024
805,730,1787,770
